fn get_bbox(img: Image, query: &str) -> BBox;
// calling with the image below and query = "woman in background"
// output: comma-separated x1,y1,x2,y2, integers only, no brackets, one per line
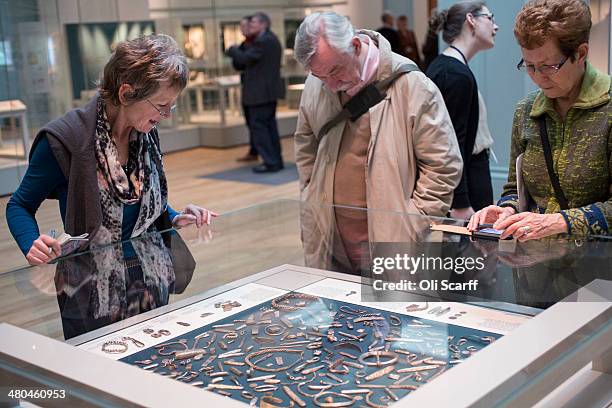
426,1,498,219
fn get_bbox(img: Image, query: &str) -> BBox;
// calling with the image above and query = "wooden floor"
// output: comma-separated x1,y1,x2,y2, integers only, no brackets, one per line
0,137,299,273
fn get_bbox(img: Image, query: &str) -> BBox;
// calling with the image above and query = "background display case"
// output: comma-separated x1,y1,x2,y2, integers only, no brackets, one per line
0,200,610,407
0,99,30,196
0,99,29,159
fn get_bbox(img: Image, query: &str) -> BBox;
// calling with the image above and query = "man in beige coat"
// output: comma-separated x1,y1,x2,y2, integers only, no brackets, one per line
293,12,462,272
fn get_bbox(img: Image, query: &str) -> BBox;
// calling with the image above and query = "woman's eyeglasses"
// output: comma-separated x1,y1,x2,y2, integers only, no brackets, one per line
516,56,569,76
147,99,177,118
473,13,495,24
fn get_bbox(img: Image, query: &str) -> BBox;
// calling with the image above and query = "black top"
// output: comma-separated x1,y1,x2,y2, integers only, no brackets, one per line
376,27,402,55
426,54,479,209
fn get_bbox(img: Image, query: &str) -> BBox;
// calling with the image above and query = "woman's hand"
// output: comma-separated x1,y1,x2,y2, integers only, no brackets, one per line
26,234,61,266
172,204,219,228
494,212,568,241
467,205,516,231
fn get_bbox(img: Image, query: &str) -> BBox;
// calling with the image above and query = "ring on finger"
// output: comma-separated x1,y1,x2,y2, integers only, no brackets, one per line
520,226,531,234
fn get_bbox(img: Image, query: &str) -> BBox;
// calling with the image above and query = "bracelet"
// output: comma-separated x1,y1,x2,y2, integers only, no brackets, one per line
122,336,145,348
358,350,399,367
101,340,128,354
155,340,188,356
245,348,304,372
264,324,285,336
271,293,320,312
339,305,367,315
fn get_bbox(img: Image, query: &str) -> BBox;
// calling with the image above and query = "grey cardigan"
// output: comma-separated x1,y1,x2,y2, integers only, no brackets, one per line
31,95,103,239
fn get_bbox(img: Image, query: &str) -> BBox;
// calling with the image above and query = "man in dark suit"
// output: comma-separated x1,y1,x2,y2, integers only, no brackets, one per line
230,15,258,162
226,12,285,173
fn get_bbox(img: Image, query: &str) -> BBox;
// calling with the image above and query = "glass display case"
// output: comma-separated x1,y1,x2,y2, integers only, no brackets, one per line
0,200,610,407
0,99,30,196
184,73,243,126
0,99,29,159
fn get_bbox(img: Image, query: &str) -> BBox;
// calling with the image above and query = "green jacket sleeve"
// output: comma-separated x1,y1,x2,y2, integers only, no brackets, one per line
559,127,612,235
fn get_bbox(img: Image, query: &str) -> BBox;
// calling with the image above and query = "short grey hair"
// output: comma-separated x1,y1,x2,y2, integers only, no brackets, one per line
294,12,356,68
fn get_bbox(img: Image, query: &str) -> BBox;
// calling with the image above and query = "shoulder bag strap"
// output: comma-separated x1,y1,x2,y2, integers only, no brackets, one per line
537,117,569,210
317,63,420,139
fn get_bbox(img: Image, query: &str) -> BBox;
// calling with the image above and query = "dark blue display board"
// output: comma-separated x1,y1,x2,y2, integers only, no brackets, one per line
121,293,501,406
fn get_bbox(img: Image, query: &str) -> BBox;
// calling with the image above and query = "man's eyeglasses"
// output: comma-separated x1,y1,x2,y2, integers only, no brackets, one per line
516,56,569,76
147,99,177,118
473,13,495,24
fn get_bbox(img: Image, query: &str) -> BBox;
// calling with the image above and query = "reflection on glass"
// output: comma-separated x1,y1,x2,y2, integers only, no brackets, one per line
298,200,612,308
53,229,195,339
1,200,610,343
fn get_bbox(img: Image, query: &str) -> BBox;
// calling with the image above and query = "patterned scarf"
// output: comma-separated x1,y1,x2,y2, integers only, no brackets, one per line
90,98,174,318
93,98,168,240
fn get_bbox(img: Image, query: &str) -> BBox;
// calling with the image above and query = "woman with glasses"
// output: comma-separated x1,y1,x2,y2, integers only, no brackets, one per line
7,34,217,265
469,0,611,240
426,1,499,220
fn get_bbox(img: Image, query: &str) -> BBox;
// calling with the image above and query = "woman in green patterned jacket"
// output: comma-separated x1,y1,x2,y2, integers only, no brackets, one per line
468,0,611,240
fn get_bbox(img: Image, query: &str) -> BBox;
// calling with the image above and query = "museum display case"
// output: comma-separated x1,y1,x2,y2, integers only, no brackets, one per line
0,99,30,159
0,199,610,407
178,15,305,129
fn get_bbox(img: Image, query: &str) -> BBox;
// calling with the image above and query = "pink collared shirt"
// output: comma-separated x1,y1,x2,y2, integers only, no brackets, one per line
345,34,380,97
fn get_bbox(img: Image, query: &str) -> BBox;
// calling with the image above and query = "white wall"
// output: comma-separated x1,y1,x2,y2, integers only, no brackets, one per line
345,0,383,30
57,0,150,24
383,0,413,27
590,0,611,74
412,0,429,50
